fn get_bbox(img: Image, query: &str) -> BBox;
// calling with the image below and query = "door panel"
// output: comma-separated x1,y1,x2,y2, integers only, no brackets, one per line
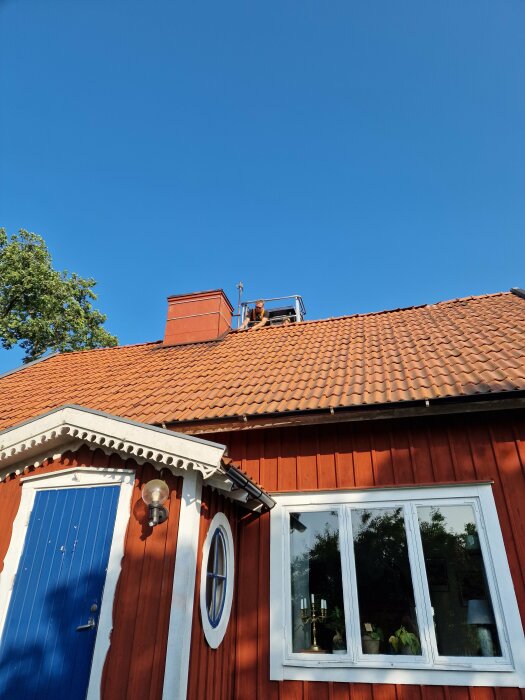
0,485,119,700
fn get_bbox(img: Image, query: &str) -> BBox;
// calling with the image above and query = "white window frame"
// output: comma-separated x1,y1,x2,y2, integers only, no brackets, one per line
200,512,235,649
270,483,525,687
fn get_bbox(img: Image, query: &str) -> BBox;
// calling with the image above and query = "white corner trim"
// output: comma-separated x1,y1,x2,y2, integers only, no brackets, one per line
0,467,135,700
269,498,286,681
200,512,235,649
162,471,203,700
0,405,226,481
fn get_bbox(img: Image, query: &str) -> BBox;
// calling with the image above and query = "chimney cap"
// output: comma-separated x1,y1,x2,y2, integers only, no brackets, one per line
166,288,234,312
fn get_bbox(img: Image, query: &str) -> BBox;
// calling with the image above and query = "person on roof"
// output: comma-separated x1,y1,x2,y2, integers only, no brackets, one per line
240,299,270,330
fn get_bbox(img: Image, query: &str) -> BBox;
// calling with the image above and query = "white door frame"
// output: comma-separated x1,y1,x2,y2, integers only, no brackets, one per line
0,466,135,700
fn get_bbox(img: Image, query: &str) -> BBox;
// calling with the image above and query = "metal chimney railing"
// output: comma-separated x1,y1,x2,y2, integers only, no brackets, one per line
238,295,306,328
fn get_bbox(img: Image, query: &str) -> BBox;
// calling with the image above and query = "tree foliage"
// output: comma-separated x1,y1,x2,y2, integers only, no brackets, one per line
0,228,118,363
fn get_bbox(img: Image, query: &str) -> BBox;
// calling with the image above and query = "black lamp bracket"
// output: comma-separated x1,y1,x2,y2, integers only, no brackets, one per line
148,503,168,527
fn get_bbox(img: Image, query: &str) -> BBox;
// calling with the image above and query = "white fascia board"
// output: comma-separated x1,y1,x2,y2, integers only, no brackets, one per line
0,404,226,479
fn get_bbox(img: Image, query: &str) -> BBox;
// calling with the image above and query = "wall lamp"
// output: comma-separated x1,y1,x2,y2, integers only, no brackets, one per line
142,479,170,527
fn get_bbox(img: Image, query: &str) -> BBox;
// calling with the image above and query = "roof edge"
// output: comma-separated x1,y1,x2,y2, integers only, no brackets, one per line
0,351,60,381
166,391,525,435
510,287,525,301
0,340,165,380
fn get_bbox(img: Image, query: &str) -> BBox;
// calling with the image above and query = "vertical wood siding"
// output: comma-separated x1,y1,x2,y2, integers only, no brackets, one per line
187,487,239,700
0,447,183,700
100,456,182,700
202,411,525,700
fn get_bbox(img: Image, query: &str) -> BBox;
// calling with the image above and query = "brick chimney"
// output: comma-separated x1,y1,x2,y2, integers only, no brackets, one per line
163,289,234,346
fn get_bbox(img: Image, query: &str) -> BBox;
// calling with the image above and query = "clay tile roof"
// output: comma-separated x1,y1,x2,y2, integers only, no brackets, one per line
0,292,524,431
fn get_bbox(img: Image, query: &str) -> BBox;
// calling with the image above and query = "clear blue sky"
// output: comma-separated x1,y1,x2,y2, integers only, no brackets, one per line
1,0,524,373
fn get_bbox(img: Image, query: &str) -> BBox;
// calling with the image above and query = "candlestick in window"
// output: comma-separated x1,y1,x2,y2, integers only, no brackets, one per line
300,594,328,652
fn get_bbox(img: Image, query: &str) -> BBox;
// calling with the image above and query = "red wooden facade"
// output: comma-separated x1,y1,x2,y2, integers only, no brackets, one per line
0,409,524,699
183,410,525,700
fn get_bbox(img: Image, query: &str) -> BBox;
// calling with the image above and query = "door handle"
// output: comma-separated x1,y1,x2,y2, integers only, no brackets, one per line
76,617,96,631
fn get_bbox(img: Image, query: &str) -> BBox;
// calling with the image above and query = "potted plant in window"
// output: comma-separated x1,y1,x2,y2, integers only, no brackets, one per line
388,626,421,655
325,605,347,654
361,624,383,654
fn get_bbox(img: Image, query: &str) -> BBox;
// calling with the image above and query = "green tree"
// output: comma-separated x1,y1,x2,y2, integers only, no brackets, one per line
0,228,118,363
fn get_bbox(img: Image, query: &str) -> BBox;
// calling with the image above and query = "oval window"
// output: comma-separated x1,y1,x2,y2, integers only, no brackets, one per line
200,513,234,648
206,528,227,627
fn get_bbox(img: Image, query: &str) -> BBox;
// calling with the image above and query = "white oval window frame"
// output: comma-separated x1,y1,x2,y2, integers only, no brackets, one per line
200,512,235,648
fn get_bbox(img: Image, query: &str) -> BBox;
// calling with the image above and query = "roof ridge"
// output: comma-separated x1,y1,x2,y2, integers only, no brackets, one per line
3,292,512,376
227,291,511,332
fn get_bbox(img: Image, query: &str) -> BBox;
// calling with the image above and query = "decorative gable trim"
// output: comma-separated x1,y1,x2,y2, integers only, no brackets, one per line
0,405,226,481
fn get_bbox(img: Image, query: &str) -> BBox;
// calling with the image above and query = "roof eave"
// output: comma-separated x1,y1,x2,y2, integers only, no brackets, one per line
163,390,525,435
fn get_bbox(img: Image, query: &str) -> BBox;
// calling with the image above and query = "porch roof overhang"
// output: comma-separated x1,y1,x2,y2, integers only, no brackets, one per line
0,405,274,511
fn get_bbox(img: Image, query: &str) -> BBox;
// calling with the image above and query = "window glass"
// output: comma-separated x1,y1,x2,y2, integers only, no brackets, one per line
418,504,501,657
290,511,346,653
206,528,227,628
200,512,234,649
352,507,421,655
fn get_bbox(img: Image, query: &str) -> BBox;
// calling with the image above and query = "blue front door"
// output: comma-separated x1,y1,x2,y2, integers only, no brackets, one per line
0,485,120,699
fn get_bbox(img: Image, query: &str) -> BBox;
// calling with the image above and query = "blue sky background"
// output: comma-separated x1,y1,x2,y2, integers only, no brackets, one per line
1,0,524,373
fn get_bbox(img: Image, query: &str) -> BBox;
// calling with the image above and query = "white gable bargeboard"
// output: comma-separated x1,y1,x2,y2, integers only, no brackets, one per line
0,404,227,479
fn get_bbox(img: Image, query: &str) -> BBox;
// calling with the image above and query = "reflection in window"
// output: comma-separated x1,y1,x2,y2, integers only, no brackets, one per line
290,511,346,653
206,528,227,628
352,508,421,655
418,505,501,657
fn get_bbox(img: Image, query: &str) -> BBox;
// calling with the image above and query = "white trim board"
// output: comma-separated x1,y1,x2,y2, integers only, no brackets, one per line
163,471,202,700
0,466,135,700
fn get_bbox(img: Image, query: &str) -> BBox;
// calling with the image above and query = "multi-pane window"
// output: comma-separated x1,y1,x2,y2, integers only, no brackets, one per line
271,485,525,686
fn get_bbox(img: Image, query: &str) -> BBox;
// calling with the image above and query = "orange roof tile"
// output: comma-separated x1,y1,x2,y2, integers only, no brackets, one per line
1,292,524,431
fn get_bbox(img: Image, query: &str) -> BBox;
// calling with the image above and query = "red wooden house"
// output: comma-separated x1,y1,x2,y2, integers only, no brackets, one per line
0,288,524,700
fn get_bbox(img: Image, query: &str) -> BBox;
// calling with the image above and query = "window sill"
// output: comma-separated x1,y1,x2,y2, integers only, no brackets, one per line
282,654,515,671
272,662,525,687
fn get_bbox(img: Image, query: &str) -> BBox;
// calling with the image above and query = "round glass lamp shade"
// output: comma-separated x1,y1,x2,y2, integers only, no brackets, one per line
142,479,170,506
